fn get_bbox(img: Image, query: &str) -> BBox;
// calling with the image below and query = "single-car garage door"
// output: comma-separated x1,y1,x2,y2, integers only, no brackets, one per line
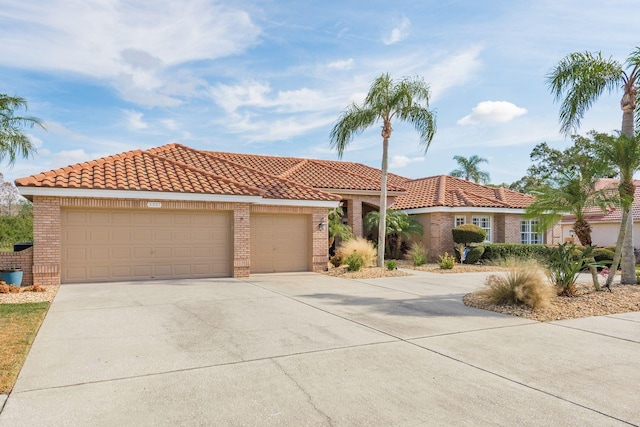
61,209,232,283
250,214,310,273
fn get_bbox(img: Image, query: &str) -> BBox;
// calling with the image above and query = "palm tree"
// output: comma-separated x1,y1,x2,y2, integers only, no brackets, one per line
450,155,490,183
0,94,44,165
525,169,613,291
364,210,423,259
547,47,640,284
594,132,640,287
328,206,353,251
329,73,436,267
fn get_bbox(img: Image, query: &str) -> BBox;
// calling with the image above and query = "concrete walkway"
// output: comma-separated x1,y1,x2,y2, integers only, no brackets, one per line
1,271,638,426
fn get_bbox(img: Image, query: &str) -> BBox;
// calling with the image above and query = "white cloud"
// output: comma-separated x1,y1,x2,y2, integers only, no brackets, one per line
457,101,528,125
0,0,260,107
327,58,355,70
161,119,178,130
384,17,411,45
390,155,424,168
425,45,483,101
51,149,93,167
211,81,328,113
123,110,148,130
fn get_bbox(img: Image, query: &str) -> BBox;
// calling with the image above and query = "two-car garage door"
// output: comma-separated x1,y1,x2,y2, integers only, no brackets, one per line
61,209,232,283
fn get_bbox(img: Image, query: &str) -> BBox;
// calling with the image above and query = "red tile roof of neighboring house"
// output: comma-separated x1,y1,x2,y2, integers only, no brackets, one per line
15,150,266,196
391,175,534,210
562,179,640,223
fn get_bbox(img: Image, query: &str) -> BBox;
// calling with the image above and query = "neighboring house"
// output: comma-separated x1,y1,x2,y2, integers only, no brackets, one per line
560,178,640,247
390,175,557,257
16,144,545,285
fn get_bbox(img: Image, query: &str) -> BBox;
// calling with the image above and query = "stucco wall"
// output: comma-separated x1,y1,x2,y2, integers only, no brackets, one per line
561,222,637,247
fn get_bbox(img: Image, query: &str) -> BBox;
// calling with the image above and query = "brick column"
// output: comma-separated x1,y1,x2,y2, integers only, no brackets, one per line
233,204,251,277
347,199,363,237
312,208,329,272
32,196,61,286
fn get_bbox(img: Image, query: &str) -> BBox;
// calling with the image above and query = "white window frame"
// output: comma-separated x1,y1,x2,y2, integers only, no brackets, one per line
521,219,543,244
472,216,491,242
454,215,466,227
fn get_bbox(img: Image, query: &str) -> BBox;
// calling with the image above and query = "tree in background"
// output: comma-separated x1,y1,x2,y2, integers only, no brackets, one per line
511,135,615,194
0,94,44,165
0,174,33,251
450,154,490,184
547,47,640,284
330,73,436,267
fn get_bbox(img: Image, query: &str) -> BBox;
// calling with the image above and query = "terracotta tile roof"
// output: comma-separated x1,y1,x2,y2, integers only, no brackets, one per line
205,151,407,192
562,179,640,222
149,144,340,202
15,150,266,196
391,175,535,210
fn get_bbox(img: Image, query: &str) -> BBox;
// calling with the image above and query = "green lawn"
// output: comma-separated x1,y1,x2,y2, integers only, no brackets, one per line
0,302,50,393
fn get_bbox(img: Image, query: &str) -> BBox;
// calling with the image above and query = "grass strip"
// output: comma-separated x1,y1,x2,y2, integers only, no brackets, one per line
0,302,50,393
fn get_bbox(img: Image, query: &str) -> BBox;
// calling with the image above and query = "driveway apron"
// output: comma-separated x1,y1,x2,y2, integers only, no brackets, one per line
1,271,638,426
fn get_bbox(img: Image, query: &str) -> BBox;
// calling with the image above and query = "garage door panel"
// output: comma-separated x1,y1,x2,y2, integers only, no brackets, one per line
61,209,232,283
250,214,310,273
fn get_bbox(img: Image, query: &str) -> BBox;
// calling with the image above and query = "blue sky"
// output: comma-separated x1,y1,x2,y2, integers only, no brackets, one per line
0,0,635,185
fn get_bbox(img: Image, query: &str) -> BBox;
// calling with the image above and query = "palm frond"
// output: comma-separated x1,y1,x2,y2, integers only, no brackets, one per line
546,51,624,135
329,104,377,158
403,105,436,151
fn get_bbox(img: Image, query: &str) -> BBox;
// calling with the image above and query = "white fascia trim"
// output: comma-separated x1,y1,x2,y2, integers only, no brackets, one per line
256,199,340,208
400,206,528,215
18,187,263,203
317,189,406,197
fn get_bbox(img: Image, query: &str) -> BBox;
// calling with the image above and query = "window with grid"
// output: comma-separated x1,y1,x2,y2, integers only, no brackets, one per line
454,216,466,227
472,216,491,242
521,219,543,244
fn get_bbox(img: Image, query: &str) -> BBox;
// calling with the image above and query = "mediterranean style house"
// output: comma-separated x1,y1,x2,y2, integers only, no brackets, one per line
12,143,553,285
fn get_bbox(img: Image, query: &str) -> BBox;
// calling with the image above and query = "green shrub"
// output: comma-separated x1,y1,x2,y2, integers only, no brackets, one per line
452,224,486,245
408,243,427,266
385,260,397,270
547,243,595,296
476,260,554,309
463,246,485,264
336,237,376,267
592,248,615,264
438,252,455,269
345,253,364,271
329,254,343,268
481,243,553,261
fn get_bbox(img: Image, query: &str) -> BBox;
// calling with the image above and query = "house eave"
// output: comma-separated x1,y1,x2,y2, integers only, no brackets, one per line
399,206,528,215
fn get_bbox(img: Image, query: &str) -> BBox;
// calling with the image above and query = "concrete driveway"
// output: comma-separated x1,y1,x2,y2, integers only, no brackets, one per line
1,271,638,426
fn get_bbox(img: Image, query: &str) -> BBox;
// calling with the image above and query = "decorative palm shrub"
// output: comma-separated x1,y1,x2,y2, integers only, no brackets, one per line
336,237,376,268
407,243,428,266
329,254,343,268
477,260,554,309
547,243,595,296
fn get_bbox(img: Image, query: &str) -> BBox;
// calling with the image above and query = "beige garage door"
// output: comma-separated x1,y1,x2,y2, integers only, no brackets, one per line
61,209,232,283
250,214,310,273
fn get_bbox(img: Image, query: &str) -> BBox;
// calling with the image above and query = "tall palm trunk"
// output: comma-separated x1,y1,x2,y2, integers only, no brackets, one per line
606,205,631,288
378,126,390,267
619,102,637,284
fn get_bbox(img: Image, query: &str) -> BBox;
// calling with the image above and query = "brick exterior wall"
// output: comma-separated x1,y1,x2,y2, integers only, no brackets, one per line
0,247,34,286
33,196,61,286
503,214,522,243
31,196,330,284
429,212,455,260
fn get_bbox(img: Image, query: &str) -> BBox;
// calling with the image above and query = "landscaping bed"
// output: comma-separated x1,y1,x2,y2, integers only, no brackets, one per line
464,281,640,322
0,284,59,304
